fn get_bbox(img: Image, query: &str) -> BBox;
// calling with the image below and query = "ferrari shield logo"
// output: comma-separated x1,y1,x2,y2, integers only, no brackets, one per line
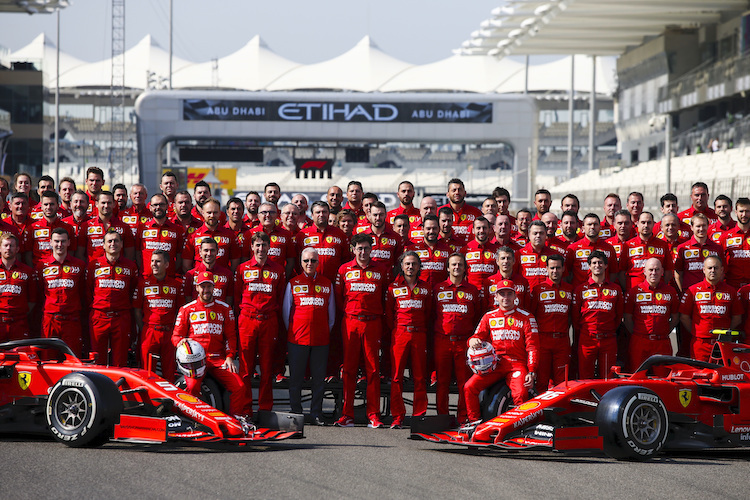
702,249,709,258
679,389,692,408
413,287,420,294
315,285,322,293
366,271,373,279
163,286,170,294
559,291,565,298
747,237,750,246
656,293,663,301
63,265,70,273
115,267,122,275
161,230,168,237
603,289,610,296
271,235,277,242
458,291,465,299
18,371,31,390
541,255,547,262
326,236,333,243
12,271,19,279
263,270,269,279
210,311,216,320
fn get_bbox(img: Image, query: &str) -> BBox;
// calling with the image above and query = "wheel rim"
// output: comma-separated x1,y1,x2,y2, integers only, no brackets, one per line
54,388,89,430
628,402,661,445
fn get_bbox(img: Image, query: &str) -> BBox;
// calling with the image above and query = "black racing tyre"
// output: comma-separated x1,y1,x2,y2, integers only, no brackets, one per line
175,376,229,412
481,382,512,421
595,386,669,460
46,372,123,447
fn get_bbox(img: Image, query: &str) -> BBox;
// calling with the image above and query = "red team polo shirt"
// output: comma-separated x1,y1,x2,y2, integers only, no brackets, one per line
296,225,350,282
433,279,481,338
573,279,624,337
387,206,420,226
249,226,295,269
530,279,574,335
483,272,531,312
234,258,286,315
0,260,36,317
680,280,741,339
721,226,750,289
335,260,389,317
438,203,482,246
625,281,679,338
405,240,451,288
362,227,404,270
86,255,139,312
385,276,433,331
622,235,674,290
286,273,334,346
137,218,185,275
678,206,718,225
134,275,183,326
29,218,78,264
37,254,85,315
673,237,724,291
120,205,151,237
518,244,561,291
81,217,136,261
709,219,736,244
183,224,241,270
565,238,619,289
464,239,499,292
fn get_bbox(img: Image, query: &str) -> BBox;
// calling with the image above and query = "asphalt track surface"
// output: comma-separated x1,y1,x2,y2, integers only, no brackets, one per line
2,425,750,500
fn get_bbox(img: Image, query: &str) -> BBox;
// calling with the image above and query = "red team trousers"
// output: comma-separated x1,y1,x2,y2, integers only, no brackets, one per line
465,358,528,421
577,333,617,379
434,334,471,421
238,312,278,412
0,317,29,343
629,335,671,371
341,315,382,419
43,314,82,357
89,310,130,367
141,325,177,382
390,326,428,419
536,333,570,393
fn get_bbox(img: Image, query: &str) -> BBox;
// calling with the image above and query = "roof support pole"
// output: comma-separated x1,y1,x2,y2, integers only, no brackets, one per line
54,8,60,182
588,55,596,171
524,55,529,94
567,55,574,179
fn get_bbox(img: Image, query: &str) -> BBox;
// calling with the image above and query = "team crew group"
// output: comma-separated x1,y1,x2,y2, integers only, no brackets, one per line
0,166,748,428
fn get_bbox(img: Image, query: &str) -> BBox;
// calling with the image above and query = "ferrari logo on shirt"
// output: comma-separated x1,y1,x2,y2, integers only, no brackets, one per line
434,250,442,258
366,271,373,279
381,237,388,245
489,317,505,328
244,270,259,280
263,270,270,279
17,371,31,391
213,236,222,244
716,292,726,300
484,251,492,260
636,293,652,302
161,230,169,238
115,267,123,275
209,311,216,320
271,235,277,242
315,285,323,293
12,271,19,279
413,287,420,294
460,214,467,221
603,289,610,296
163,286,170,294
679,389,692,407
394,287,408,297
63,265,71,274
326,236,333,243
702,249,710,258
655,293,663,301
647,246,655,254
507,317,514,326
541,255,548,262
457,291,465,299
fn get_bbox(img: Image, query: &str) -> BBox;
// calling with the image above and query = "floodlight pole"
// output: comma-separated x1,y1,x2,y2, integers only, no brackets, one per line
55,8,60,181
567,55,574,179
588,55,596,172
665,114,672,193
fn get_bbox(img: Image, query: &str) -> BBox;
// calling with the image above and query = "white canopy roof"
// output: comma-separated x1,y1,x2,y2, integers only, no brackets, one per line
9,33,86,87
266,36,413,92
171,35,299,91
58,35,192,89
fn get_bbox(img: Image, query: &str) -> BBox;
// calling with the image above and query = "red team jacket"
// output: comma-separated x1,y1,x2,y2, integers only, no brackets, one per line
470,307,540,373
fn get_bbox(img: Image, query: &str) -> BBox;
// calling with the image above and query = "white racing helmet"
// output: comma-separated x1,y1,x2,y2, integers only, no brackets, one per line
175,339,206,378
467,341,497,375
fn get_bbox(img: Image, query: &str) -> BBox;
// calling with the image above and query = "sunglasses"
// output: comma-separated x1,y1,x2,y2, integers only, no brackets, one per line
302,259,318,263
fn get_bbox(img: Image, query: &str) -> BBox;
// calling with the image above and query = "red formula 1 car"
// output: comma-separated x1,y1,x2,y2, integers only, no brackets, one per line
413,331,750,460
0,339,303,447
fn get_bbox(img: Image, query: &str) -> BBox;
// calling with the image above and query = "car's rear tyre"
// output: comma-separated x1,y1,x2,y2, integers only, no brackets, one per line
595,386,668,460
46,372,123,447
481,383,512,421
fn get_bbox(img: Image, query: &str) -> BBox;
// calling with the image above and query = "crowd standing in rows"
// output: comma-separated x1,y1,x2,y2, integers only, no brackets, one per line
0,167,748,428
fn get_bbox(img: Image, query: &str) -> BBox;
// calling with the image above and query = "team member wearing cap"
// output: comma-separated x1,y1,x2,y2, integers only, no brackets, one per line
0,232,36,342
465,279,539,421
386,251,433,429
483,246,530,312
530,253,573,392
573,250,623,379
282,248,334,425
334,233,389,428
37,228,85,355
86,228,139,367
235,231,286,414
679,256,742,362
624,258,680,370
134,250,183,381
433,253,481,423
172,270,251,418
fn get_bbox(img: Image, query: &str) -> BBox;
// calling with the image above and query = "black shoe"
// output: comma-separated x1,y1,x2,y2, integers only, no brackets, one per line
313,416,327,426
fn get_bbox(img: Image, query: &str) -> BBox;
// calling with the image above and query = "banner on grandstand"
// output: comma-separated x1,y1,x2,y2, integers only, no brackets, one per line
186,167,237,191
183,99,492,123
294,159,333,179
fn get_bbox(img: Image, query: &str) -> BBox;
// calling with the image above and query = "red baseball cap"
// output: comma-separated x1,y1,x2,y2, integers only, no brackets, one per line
195,271,214,285
495,279,515,293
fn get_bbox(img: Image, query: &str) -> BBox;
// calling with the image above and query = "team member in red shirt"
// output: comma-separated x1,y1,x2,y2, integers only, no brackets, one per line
37,228,85,355
81,167,104,217
385,251,433,429
28,190,77,266
678,182,718,225
565,213,619,289
362,202,403,272
654,194,692,240
492,214,522,252
483,246,530,311
334,233,389,428
533,189,552,220
387,181,420,225
172,271,251,418
327,186,344,215
182,197,240,274
291,194,313,230
464,216,499,292
557,210,583,246
606,209,634,260
0,233,35,342
79,191,136,262
439,178,482,246
343,181,366,222
407,196,438,244
530,253,573,392
243,191,262,227
191,181,226,226
172,191,203,237
136,194,184,276
492,187,517,231
296,201,350,282
29,176,58,221
250,202,295,278
573,250,624,379
655,213,689,262
134,250,182,381
184,237,234,306
721,197,750,289
519,220,561,290
235,231,286,414
57,177,75,218
224,197,251,250
680,256,742,362
542,213,568,255
465,280,539,421
599,193,621,240
621,212,674,291
392,214,416,248
280,203,300,236
514,209,532,246
624,258,679,370
63,190,91,239
674,213,724,293
626,191,645,228
405,215,450,288
86,229,139,367
7,193,32,255
433,253,481,423
119,183,150,237
282,248,334,425
709,195,736,243
437,206,465,253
